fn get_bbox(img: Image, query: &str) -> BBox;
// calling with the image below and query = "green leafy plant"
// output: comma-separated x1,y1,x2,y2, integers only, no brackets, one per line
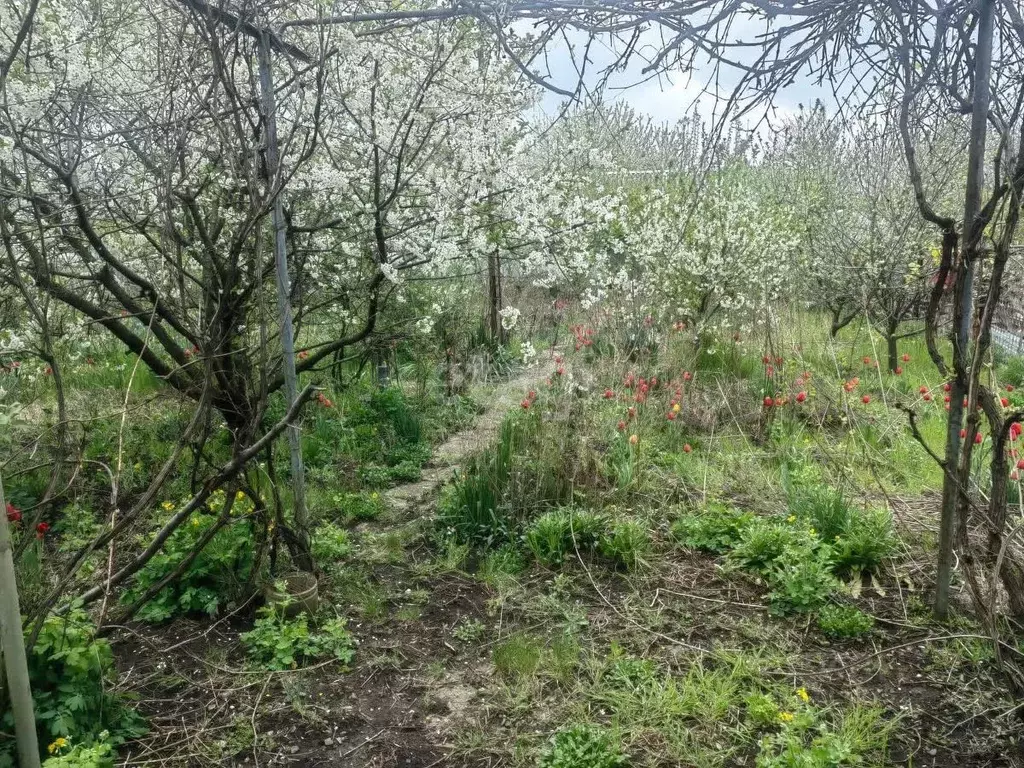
599,518,652,570
671,504,753,553
788,486,852,542
830,507,898,574
241,609,356,671
729,520,806,573
745,693,780,728
526,508,606,566
121,510,253,622
538,724,627,768
332,491,385,523
437,413,525,547
0,612,145,767
311,522,352,563
817,604,875,639
42,736,114,768
767,545,840,615
453,618,486,643
756,703,893,767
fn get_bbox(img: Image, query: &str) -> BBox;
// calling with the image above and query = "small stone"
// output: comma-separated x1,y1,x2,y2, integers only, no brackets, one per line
323,738,334,746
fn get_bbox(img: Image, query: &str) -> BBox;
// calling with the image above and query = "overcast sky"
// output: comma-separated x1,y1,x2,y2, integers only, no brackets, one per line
524,22,842,130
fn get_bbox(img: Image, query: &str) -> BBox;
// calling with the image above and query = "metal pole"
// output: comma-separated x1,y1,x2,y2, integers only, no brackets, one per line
0,472,41,768
258,33,311,569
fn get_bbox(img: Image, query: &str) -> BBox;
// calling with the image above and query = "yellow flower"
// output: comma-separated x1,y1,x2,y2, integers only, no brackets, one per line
779,711,794,723
672,403,681,413
161,501,174,511
236,491,246,501
371,492,379,500
786,515,796,523
808,528,816,536
47,737,68,755
191,517,200,527
796,687,810,703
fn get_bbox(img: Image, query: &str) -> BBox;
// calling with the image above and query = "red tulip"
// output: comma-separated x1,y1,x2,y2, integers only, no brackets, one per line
863,356,872,365
1007,385,1015,392
683,444,692,454
763,396,773,408
762,355,771,364
795,391,807,403
944,395,950,403
617,420,626,431
5,502,21,524
627,407,636,419
919,385,928,394
683,371,692,382
1011,423,1022,439
36,522,50,539
861,395,871,404
1017,459,1024,470
975,433,984,444
960,429,967,439
923,393,932,402
775,356,783,365
943,383,951,392
895,367,903,375
520,399,530,409
1001,398,1010,408
604,389,615,399
528,390,537,400
902,353,911,362
556,366,565,376
1012,471,1021,481
666,411,677,421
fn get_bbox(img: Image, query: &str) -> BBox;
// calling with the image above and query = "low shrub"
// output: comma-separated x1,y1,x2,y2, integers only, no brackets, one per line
0,611,146,767
121,508,253,622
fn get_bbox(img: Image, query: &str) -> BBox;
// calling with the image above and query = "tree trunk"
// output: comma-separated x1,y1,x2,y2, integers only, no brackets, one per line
886,319,899,373
487,247,505,345
934,0,995,620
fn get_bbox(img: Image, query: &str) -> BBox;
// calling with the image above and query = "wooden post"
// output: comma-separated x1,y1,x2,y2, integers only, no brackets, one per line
0,473,41,768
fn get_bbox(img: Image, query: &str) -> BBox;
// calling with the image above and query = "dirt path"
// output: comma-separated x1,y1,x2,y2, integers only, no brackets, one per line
383,366,547,516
